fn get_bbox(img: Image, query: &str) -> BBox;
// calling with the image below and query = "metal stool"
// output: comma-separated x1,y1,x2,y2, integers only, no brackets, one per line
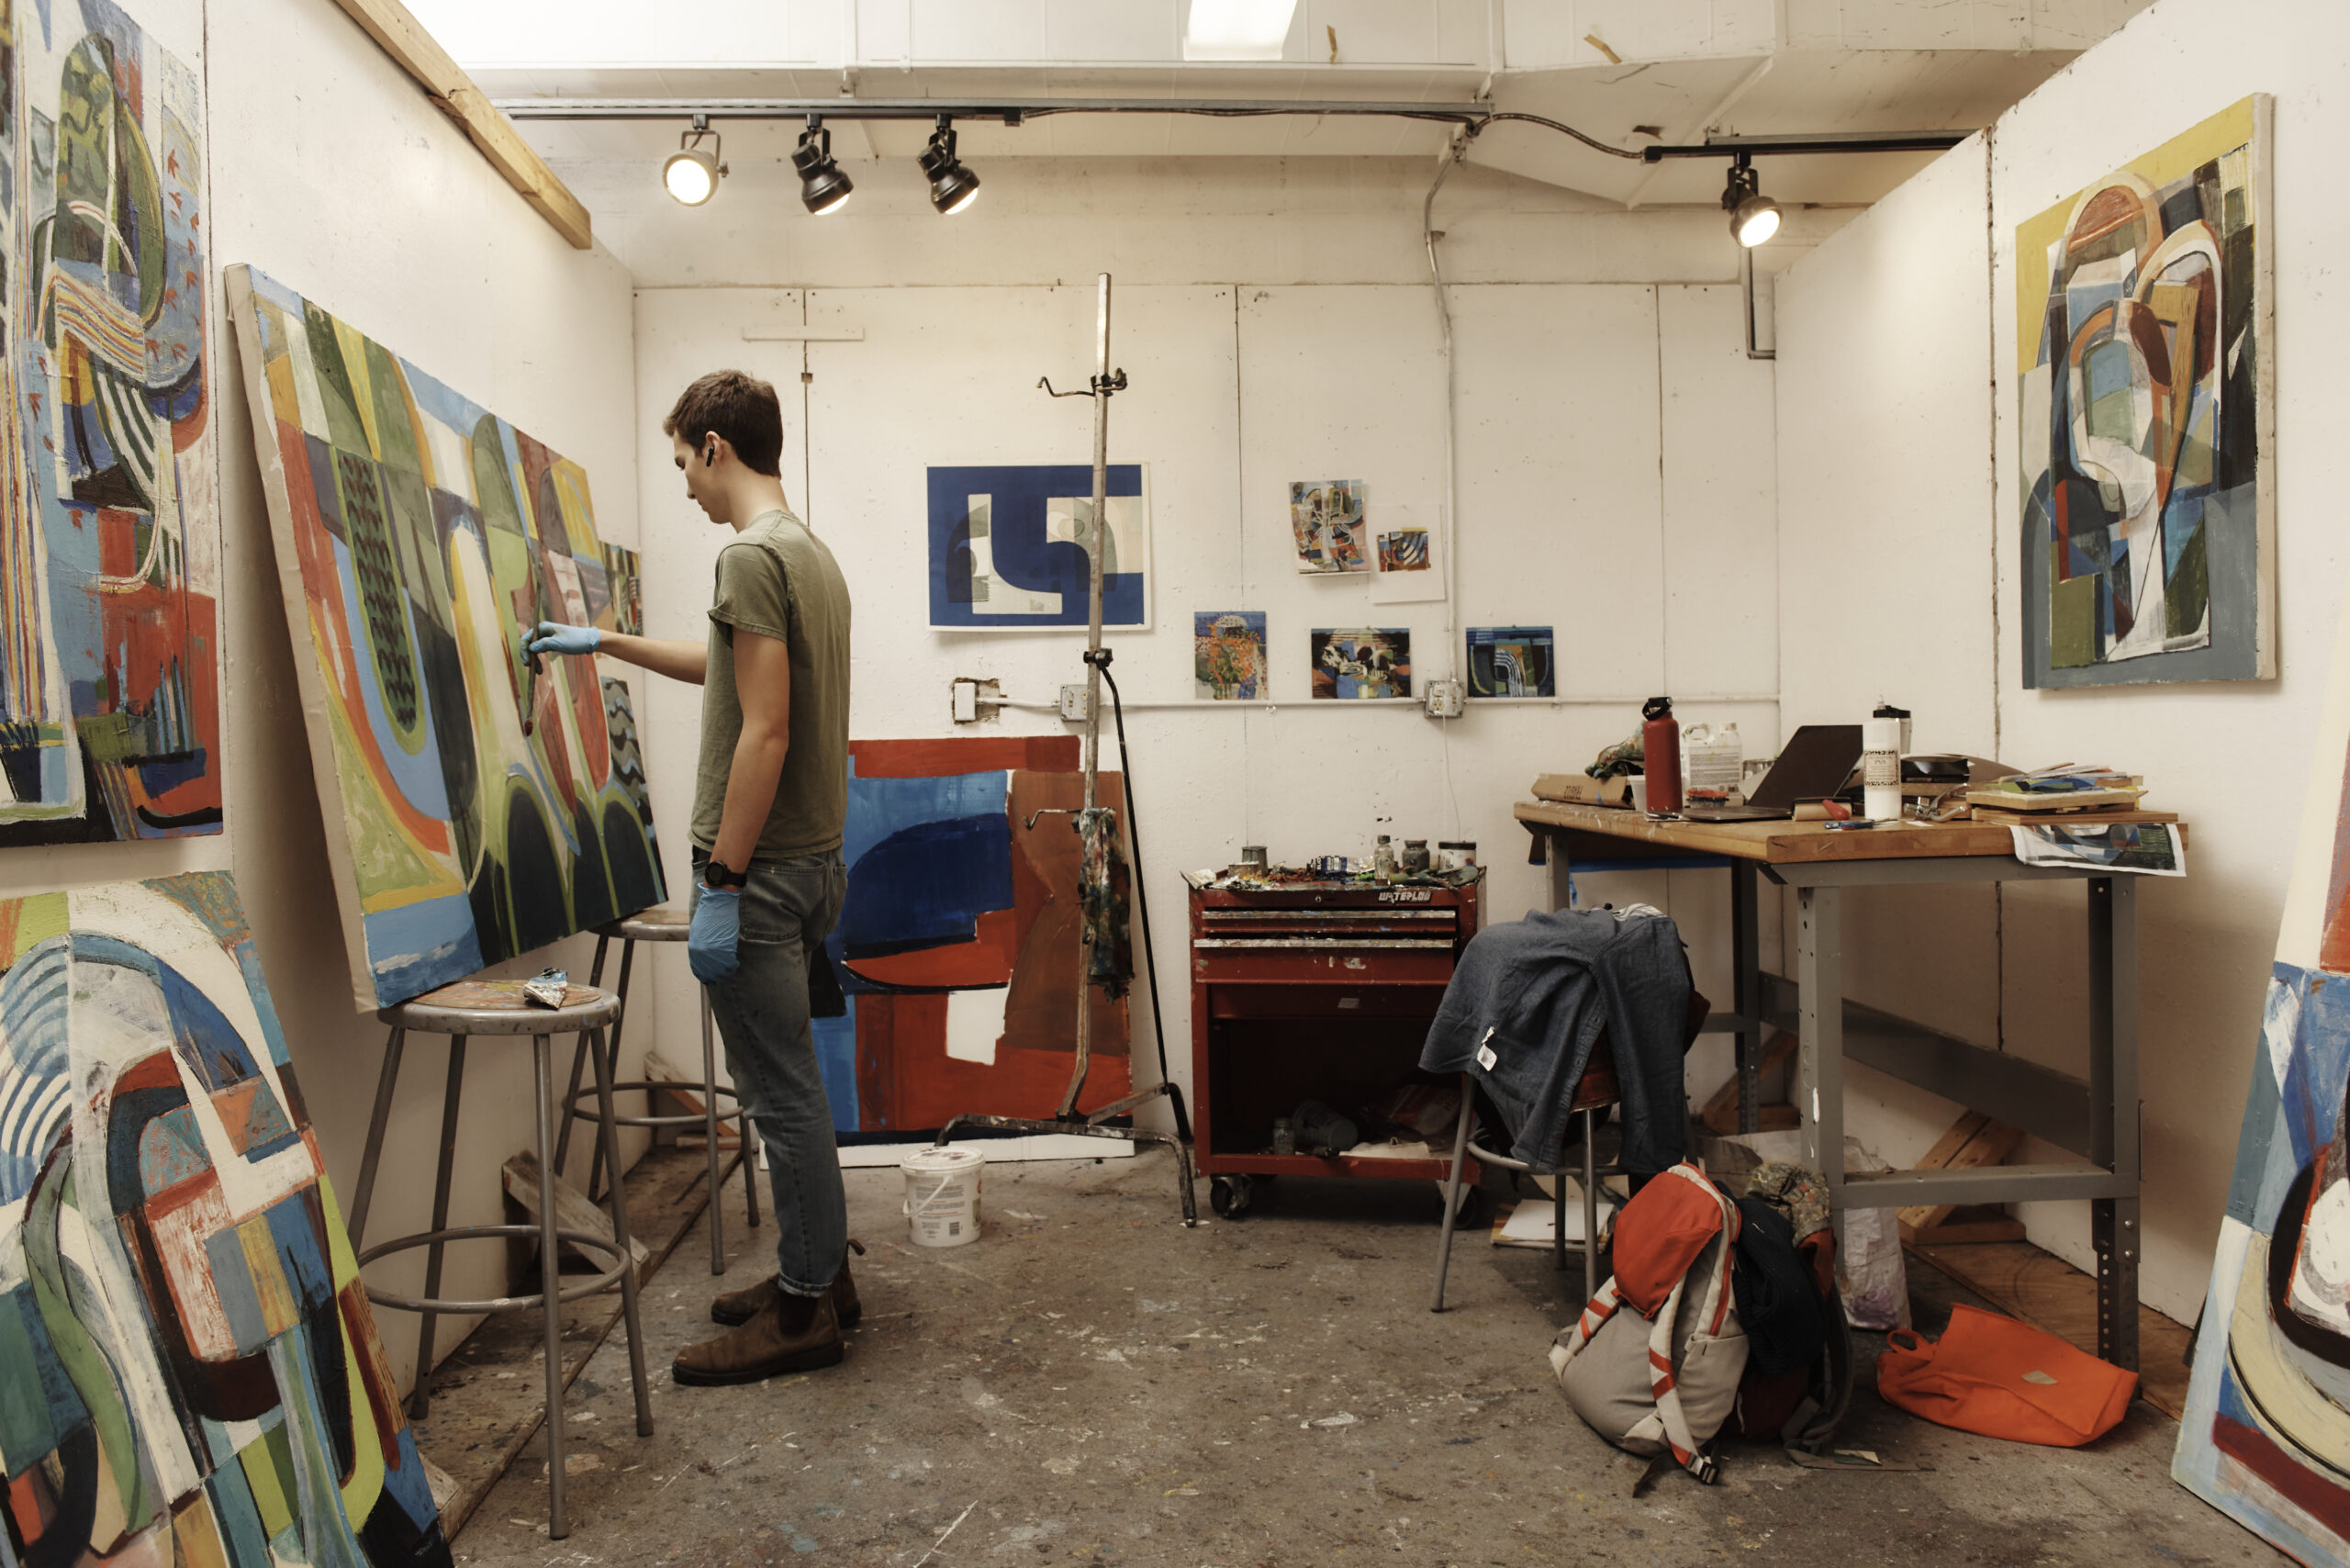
552,907,757,1277
1431,1055,1625,1312
346,979,653,1540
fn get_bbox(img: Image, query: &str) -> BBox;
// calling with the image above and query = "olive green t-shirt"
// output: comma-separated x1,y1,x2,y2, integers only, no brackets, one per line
691,510,852,859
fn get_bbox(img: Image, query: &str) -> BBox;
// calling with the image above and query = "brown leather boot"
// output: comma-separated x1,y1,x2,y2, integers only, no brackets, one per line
711,1239,864,1329
673,1286,843,1386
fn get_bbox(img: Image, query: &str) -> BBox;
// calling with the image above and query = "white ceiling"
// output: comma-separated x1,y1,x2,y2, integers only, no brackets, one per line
455,0,2153,209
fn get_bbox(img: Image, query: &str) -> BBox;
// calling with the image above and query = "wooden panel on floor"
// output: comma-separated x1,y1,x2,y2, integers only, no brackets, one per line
1908,1238,2192,1420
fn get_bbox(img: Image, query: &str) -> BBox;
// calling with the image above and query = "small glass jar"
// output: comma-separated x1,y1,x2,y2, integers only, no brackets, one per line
1401,838,1431,873
1270,1117,1296,1156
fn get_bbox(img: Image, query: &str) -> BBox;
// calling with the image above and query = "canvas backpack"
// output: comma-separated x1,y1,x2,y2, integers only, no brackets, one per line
1549,1162,1750,1484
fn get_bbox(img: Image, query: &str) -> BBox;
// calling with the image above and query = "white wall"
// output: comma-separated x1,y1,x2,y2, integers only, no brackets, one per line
624,170,1786,1141
1774,0,2350,1321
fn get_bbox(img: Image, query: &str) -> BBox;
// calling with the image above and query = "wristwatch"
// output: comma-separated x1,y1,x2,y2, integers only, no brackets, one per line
701,858,747,890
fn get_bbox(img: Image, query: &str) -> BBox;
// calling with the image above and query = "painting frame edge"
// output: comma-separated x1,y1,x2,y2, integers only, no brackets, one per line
223,263,381,1012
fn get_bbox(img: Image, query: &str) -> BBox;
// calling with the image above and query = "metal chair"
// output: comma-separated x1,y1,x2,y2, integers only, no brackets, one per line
346,979,653,1540
553,907,758,1277
1431,1053,1625,1312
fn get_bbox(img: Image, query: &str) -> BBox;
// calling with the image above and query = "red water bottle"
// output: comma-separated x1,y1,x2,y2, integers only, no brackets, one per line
1642,696,1683,814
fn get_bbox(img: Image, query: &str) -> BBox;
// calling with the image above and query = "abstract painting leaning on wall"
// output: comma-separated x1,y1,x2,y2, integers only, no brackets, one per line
0,0,222,843
0,873,451,1565
225,265,663,1011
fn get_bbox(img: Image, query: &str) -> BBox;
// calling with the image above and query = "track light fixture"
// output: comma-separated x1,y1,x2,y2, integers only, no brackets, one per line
792,116,854,215
920,116,982,215
662,115,726,207
1722,153,1779,248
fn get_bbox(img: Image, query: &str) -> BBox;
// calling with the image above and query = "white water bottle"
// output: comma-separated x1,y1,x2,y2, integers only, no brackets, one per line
1863,716,1903,822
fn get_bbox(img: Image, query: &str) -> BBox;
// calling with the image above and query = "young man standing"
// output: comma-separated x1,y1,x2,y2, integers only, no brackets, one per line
529,369,855,1384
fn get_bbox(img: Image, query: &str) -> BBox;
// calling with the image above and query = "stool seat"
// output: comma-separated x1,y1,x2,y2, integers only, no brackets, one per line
594,904,690,943
379,980,620,1035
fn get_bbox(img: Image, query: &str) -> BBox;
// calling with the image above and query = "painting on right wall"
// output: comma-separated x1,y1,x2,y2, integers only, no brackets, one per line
2016,95,2275,687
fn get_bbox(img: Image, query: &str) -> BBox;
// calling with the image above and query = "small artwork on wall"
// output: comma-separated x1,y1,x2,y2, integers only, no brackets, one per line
1467,626,1555,697
1370,506,1444,605
2017,94,2275,687
928,465,1149,630
1291,479,1368,574
1312,629,1411,700
1194,611,1268,700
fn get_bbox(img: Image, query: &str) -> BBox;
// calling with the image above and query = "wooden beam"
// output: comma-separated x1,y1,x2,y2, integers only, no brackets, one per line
1897,1111,2024,1241
330,0,593,251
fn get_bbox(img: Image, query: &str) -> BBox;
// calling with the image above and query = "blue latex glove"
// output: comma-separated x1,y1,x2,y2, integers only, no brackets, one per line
527,621,601,657
688,887,742,984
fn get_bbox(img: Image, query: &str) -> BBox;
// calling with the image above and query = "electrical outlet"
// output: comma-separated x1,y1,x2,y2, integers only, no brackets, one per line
951,679,979,723
1425,678,1464,719
950,677,1002,724
1058,684,1092,722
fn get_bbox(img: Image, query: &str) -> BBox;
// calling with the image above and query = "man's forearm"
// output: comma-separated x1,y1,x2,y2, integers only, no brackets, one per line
710,728,789,870
599,633,709,685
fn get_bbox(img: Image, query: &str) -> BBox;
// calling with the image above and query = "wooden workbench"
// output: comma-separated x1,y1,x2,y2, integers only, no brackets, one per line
1513,797,2170,1371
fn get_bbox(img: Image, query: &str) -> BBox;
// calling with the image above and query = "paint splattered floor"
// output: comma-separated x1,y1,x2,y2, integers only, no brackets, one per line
447,1149,2279,1566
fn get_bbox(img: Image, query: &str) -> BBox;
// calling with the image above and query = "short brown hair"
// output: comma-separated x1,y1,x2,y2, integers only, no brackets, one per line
663,370,784,476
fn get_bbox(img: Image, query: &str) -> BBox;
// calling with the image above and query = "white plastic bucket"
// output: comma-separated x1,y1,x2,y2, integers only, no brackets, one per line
901,1146,985,1248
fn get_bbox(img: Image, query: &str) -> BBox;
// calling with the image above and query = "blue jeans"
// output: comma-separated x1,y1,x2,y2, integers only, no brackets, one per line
693,850,849,1298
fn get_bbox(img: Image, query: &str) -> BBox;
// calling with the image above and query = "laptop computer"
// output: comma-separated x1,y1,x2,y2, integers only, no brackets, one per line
1680,724,1864,822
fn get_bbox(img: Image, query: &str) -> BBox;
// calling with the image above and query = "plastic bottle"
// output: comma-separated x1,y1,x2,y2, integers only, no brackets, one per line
1642,696,1683,814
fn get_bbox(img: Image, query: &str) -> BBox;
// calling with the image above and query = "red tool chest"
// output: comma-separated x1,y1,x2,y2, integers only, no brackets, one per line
1186,871,1483,1217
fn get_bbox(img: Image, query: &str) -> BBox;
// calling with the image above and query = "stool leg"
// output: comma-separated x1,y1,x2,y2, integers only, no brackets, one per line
1430,1073,1473,1313
533,1032,571,1540
726,987,757,1230
349,1026,408,1250
700,986,725,1276
408,1035,466,1423
588,1025,655,1438
588,941,636,1204
553,1034,592,1185
1582,1107,1600,1307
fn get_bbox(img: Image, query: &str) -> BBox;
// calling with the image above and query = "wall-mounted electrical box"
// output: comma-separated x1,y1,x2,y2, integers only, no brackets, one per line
1059,684,1092,722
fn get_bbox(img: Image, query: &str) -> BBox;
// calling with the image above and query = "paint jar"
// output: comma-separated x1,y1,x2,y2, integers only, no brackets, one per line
1308,854,1350,878
1401,839,1431,873
1438,841,1477,871
1239,845,1269,870
901,1146,985,1248
1373,835,1395,882
1271,1118,1296,1157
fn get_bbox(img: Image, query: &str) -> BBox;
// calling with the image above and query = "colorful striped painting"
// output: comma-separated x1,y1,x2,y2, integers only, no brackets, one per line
224,266,663,1010
0,0,222,843
0,873,451,1565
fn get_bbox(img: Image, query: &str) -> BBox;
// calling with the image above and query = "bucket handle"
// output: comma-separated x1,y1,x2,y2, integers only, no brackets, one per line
907,1170,962,1217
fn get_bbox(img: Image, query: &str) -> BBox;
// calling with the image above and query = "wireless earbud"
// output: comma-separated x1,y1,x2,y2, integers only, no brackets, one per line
703,442,716,467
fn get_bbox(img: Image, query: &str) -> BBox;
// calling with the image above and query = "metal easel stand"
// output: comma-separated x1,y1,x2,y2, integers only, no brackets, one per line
933,272,1198,1227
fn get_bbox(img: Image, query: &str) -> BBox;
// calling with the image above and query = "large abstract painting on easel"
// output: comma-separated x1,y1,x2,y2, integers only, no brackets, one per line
225,265,664,1010
2176,554,2350,1556
0,0,223,843
813,736,1130,1136
0,873,451,1565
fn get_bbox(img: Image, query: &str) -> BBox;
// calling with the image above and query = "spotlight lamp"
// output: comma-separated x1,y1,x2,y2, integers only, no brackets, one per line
1722,153,1780,248
920,116,982,216
662,115,726,207
793,116,855,215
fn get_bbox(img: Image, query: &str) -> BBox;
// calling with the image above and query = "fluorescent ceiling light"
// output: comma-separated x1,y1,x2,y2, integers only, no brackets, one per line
1183,0,1300,61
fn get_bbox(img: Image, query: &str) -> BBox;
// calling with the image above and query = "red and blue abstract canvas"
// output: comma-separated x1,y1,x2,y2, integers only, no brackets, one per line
814,737,1129,1136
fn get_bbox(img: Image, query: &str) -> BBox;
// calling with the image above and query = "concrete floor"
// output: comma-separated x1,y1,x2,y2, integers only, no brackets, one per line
450,1148,2279,1568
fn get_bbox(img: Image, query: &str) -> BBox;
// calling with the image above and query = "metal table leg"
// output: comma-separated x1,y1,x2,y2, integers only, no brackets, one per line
1544,829,1571,913
1796,886,1847,1245
1731,860,1762,1135
2089,875,2142,1372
